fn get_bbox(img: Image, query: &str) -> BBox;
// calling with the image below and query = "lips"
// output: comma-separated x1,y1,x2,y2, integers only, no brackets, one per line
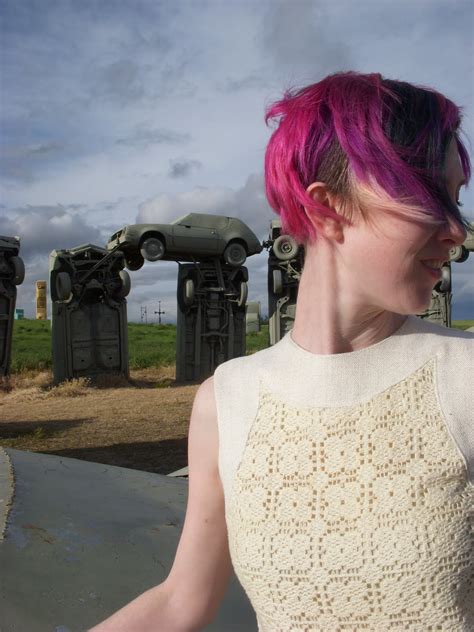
420,259,444,279
420,259,444,271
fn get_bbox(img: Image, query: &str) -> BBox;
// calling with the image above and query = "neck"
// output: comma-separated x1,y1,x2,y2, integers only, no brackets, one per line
292,252,406,355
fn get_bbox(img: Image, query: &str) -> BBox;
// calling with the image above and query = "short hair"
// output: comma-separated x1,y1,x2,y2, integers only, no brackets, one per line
264,71,471,244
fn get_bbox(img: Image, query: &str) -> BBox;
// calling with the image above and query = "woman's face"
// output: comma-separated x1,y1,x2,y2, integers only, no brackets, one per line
338,137,467,316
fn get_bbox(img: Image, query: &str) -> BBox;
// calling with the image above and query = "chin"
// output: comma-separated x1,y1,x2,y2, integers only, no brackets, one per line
391,290,434,316
407,295,434,316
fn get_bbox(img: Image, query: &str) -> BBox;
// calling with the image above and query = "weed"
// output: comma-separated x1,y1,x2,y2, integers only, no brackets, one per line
0,377,13,394
33,427,46,440
155,378,174,389
46,377,92,398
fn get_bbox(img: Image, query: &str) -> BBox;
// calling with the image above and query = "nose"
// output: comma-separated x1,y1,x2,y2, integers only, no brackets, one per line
438,214,467,248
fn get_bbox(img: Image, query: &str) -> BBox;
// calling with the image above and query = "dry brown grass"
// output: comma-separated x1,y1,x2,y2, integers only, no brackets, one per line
0,365,198,474
45,377,92,398
0,370,53,394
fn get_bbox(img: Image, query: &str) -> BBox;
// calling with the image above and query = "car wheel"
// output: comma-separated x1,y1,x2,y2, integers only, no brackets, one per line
435,265,451,293
140,237,165,262
273,235,299,260
224,242,246,267
124,254,144,271
237,281,248,307
115,270,131,299
183,278,195,306
449,245,469,263
272,269,283,295
56,271,72,301
10,256,25,285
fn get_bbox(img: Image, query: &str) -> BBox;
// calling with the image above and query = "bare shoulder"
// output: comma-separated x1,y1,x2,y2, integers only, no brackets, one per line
187,375,219,473
193,374,218,412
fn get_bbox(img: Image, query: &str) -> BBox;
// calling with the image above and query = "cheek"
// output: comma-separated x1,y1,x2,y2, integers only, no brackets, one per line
364,253,420,295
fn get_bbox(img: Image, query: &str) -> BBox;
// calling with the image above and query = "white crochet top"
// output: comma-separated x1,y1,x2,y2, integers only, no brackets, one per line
213,316,474,631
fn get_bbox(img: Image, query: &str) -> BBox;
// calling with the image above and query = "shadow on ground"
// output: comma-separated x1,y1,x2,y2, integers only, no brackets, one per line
0,419,89,440
42,438,188,475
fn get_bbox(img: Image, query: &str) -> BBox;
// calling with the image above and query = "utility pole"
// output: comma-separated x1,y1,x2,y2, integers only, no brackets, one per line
154,300,166,325
140,306,148,324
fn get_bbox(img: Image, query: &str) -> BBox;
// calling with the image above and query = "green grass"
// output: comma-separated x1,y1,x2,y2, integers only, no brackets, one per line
246,325,270,354
9,319,271,373
451,320,474,331
128,322,177,368
10,319,53,372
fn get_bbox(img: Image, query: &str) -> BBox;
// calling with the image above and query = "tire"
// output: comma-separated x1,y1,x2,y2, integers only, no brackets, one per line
10,256,25,285
223,242,247,267
273,235,299,261
435,265,451,294
237,281,248,307
449,245,469,263
183,278,195,306
140,237,165,262
115,270,131,298
56,271,72,301
272,269,283,295
124,254,144,271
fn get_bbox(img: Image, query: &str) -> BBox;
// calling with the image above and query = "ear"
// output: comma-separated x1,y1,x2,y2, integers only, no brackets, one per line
305,182,344,243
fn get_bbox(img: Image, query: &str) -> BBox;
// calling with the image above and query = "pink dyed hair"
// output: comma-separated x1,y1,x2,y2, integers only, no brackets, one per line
264,72,471,244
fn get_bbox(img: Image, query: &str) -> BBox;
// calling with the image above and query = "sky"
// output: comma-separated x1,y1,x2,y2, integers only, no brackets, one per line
1,0,473,322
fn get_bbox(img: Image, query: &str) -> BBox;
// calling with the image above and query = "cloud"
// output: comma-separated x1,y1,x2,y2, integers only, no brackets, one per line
89,59,145,105
168,158,202,179
453,257,474,298
260,0,353,82
4,202,110,319
1,204,105,261
218,73,270,93
0,142,65,182
2,142,64,158
127,261,180,286
116,125,191,148
137,188,231,224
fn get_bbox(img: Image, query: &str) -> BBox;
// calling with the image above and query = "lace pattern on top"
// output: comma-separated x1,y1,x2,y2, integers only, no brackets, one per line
226,360,474,631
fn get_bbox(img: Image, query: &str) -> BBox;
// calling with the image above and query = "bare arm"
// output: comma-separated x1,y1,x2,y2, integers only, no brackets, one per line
89,375,232,632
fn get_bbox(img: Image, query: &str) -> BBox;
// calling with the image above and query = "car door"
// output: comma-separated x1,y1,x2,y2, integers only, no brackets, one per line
171,222,221,255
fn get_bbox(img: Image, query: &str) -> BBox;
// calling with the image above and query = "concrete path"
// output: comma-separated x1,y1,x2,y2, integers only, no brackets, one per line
0,449,256,631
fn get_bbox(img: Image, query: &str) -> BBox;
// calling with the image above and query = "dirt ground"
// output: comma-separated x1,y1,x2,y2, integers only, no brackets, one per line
0,367,199,474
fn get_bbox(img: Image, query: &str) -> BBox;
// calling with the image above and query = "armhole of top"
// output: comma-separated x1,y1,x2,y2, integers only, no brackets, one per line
214,365,260,504
230,377,263,478
433,355,472,483
225,377,264,510
214,362,264,507
213,364,227,493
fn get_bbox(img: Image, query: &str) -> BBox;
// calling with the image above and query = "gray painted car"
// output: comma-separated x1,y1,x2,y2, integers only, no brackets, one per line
107,213,263,271
0,448,257,631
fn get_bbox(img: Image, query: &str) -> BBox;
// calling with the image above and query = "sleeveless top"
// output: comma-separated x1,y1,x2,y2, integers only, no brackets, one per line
213,316,474,631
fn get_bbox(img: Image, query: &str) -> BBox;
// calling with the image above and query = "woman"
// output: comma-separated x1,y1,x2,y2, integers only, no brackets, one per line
92,72,473,631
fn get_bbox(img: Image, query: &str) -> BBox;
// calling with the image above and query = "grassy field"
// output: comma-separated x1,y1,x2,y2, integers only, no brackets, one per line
9,319,271,373
8,319,52,372
451,320,474,330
